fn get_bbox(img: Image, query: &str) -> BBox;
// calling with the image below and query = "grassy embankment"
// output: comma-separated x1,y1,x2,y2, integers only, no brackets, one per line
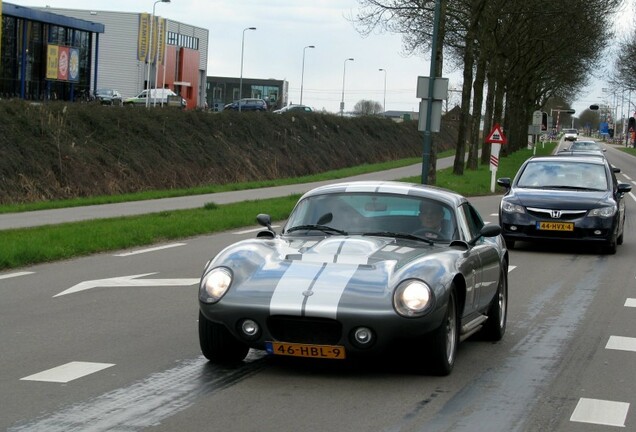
0,144,556,270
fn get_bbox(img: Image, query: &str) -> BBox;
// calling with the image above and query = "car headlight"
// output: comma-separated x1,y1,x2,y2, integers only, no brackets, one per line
394,280,434,317
588,205,616,218
501,201,525,214
199,267,232,304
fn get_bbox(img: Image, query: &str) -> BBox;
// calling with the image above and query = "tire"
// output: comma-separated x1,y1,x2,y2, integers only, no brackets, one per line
480,264,508,341
425,288,459,376
617,229,624,246
504,238,515,249
198,311,249,364
604,240,617,254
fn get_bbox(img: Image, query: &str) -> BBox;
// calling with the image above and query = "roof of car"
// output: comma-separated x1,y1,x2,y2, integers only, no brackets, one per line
528,155,607,166
299,181,468,207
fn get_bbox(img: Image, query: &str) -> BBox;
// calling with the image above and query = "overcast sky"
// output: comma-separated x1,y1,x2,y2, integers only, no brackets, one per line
8,0,631,118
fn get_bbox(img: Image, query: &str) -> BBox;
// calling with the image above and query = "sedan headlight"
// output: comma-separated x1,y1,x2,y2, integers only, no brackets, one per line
394,280,434,317
199,267,232,304
501,201,525,214
588,205,617,218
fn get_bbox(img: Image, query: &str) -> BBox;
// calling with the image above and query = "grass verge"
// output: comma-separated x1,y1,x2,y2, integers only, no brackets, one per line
0,144,556,270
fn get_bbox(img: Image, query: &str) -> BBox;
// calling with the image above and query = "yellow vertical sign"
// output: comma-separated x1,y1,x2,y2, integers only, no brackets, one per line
157,18,166,64
46,45,59,79
137,13,149,62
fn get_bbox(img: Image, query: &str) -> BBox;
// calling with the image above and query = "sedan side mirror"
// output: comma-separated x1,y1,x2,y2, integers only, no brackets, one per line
496,178,511,189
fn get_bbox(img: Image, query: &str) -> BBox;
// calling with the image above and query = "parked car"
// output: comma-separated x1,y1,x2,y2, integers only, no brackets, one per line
273,104,313,114
562,128,578,141
497,155,631,254
223,98,268,111
94,88,122,106
124,89,185,107
198,181,509,375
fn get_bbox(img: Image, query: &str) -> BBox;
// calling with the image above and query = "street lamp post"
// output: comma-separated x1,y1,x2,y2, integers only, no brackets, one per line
378,68,387,116
300,45,315,105
145,0,170,108
239,27,256,112
340,57,354,116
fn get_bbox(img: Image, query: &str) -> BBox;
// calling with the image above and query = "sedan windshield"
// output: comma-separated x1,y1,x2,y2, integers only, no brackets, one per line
517,161,608,190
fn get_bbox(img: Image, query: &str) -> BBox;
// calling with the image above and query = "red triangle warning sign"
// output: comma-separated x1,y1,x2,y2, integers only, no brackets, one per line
486,123,507,144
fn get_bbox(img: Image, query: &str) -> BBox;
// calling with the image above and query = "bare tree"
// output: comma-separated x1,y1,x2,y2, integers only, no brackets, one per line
354,99,384,115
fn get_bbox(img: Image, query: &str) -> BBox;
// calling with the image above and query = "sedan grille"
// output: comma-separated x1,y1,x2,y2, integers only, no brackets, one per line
267,316,342,345
526,207,587,221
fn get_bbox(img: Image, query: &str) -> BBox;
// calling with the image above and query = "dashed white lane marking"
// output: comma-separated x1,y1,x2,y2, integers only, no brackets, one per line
508,265,516,272
570,398,630,427
234,225,280,234
0,271,34,280
114,243,186,257
625,298,636,308
20,361,115,383
606,335,636,352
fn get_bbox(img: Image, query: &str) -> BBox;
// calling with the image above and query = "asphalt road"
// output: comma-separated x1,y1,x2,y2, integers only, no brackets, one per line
2,143,636,431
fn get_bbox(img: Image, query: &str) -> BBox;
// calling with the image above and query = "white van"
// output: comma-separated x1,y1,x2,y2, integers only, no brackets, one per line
124,89,185,107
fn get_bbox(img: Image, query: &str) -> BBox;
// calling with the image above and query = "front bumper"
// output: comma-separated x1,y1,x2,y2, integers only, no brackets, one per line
499,211,616,244
199,302,447,357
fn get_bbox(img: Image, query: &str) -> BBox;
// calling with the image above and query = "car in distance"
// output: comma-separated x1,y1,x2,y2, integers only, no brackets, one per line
94,88,123,106
497,156,631,254
562,128,578,141
198,181,509,375
124,89,185,107
560,140,606,153
273,104,313,114
223,98,268,111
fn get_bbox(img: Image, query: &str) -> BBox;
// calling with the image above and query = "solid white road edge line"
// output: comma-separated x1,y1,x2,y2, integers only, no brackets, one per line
114,243,186,257
0,271,34,280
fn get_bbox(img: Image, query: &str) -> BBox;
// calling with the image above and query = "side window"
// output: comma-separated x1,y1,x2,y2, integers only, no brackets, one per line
460,203,484,239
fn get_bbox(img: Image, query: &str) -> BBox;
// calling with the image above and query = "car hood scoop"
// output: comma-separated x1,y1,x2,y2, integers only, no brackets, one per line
285,237,398,265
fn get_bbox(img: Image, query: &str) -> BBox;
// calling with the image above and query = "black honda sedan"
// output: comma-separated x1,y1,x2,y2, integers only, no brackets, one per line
497,156,631,254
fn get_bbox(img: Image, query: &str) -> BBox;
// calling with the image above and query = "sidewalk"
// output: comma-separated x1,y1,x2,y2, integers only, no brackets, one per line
0,156,462,230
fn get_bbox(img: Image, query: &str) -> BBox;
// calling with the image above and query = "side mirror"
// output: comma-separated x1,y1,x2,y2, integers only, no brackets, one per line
468,224,502,246
618,183,632,194
497,178,511,188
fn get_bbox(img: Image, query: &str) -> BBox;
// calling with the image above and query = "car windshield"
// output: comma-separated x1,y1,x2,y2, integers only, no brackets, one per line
284,193,457,241
517,161,608,190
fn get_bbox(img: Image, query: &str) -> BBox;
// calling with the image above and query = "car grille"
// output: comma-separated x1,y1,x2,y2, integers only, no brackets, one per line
267,316,342,344
526,207,587,221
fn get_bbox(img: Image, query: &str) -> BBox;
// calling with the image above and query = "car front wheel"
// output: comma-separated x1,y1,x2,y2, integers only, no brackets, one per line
416,287,458,376
480,264,508,341
198,311,249,364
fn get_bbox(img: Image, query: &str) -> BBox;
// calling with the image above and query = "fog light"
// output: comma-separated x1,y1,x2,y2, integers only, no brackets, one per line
510,225,518,231
240,319,260,337
354,327,373,345
593,230,602,235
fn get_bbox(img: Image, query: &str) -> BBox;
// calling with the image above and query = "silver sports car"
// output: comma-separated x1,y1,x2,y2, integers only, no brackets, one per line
198,181,509,375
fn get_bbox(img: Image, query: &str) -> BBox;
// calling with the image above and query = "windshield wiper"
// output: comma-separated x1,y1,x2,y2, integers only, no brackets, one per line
286,224,348,235
362,231,434,245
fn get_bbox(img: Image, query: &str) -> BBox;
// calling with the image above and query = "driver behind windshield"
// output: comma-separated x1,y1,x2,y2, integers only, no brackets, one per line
417,202,449,239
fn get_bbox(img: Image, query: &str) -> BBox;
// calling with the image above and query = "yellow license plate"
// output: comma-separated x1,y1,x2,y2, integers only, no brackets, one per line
537,221,574,231
265,341,346,359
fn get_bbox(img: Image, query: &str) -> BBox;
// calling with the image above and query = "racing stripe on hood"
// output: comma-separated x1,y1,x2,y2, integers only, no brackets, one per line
303,263,359,318
269,260,360,318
